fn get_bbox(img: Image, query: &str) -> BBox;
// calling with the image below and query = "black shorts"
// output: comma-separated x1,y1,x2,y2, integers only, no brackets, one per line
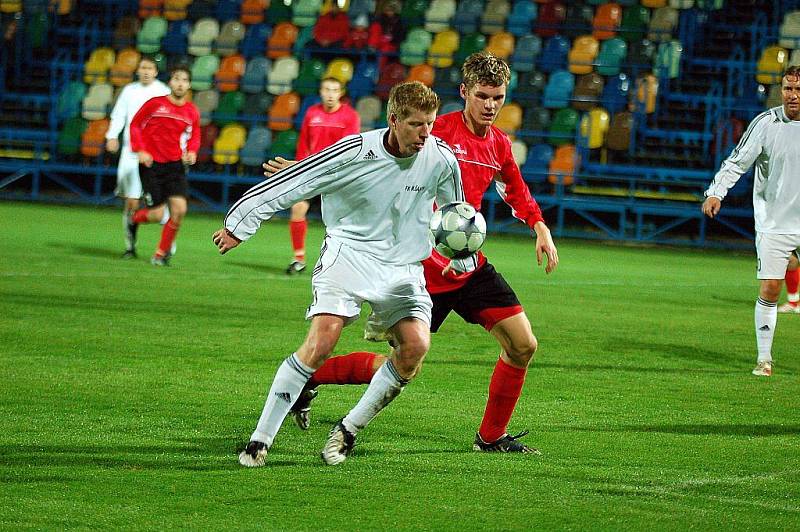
429,262,523,333
140,160,188,207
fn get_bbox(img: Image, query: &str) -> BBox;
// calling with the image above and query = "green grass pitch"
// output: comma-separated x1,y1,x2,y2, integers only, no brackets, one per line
1,201,798,530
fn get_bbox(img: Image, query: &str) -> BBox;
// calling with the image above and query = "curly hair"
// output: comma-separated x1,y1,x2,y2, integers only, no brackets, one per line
784,65,800,83
461,52,511,90
387,81,440,121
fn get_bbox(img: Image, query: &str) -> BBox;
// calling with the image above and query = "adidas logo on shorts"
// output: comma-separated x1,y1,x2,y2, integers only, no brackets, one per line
363,149,378,160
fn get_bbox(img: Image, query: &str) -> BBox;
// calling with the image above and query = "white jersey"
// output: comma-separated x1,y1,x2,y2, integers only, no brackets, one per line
225,128,464,265
105,80,170,158
705,105,800,233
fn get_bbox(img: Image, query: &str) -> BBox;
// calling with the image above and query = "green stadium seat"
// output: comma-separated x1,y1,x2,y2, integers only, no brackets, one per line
215,91,245,127
57,117,87,156
548,107,579,146
191,54,221,90
269,129,299,159
454,32,486,64
292,0,322,27
137,16,168,54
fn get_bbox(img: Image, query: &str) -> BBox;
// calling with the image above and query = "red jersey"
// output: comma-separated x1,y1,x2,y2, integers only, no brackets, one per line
295,103,360,160
423,111,545,294
130,95,201,163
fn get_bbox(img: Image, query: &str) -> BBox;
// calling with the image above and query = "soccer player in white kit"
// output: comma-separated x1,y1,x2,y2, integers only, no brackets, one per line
105,56,170,258
212,82,465,467
702,65,800,377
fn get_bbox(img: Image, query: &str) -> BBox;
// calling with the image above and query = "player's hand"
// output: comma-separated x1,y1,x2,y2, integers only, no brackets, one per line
263,157,297,177
182,151,197,166
138,151,154,167
533,221,559,274
212,228,241,255
702,197,721,218
106,138,119,153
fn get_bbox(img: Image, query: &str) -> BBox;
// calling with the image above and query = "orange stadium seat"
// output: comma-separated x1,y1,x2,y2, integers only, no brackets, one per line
139,0,164,18
634,73,659,114
406,64,435,86
163,0,191,21
548,144,578,186
215,54,247,92
268,22,299,59
80,118,110,157
593,3,622,40
568,35,599,75
241,0,268,25
268,92,302,131
109,48,141,87
485,32,515,59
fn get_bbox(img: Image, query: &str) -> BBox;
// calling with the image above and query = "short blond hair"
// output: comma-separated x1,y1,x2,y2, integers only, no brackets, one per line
387,81,440,121
461,52,511,90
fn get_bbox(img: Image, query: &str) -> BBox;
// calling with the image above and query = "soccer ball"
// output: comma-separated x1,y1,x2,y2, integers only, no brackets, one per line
428,202,487,259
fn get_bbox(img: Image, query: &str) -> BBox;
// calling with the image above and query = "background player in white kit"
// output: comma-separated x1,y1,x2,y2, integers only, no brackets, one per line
702,65,800,377
212,82,464,467
105,56,170,258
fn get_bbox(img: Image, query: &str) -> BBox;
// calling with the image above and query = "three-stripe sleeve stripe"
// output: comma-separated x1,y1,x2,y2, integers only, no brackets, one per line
729,110,770,161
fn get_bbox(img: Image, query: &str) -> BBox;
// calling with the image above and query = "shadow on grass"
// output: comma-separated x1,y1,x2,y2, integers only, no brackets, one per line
227,261,287,276
430,358,736,375
549,423,800,437
47,242,122,260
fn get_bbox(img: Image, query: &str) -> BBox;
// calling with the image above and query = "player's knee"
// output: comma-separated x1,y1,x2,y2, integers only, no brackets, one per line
394,337,429,374
760,280,782,302
508,334,538,365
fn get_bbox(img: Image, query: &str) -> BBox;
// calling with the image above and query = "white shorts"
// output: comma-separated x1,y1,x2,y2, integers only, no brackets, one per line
306,237,432,333
114,150,142,199
755,232,800,279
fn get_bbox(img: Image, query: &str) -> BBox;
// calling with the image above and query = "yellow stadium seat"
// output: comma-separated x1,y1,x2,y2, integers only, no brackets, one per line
494,102,523,137
212,123,247,165
568,35,599,75
324,58,354,84
485,31,515,59
83,47,116,84
427,29,459,68
579,107,610,149
756,45,789,84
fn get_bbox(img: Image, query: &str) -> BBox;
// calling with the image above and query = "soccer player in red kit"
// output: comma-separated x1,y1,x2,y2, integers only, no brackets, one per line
127,66,200,266
269,54,559,453
285,77,360,274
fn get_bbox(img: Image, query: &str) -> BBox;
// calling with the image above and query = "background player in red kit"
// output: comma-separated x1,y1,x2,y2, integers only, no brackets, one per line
127,65,200,266
285,77,360,274
269,54,559,453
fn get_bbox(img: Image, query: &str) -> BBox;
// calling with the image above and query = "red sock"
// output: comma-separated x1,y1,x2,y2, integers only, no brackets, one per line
308,352,380,387
786,269,799,303
478,358,527,443
156,219,179,256
132,208,150,224
289,219,307,262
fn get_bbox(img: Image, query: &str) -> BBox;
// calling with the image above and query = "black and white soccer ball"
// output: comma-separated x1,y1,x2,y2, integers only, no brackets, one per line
428,202,487,259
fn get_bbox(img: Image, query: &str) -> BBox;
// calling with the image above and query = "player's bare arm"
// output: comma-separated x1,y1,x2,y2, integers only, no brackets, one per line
182,151,197,165
263,156,297,177
138,151,154,167
533,221,559,274
212,228,241,254
702,196,721,218
106,138,120,153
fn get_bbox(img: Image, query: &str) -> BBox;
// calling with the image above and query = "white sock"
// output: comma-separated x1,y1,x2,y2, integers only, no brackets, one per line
788,292,799,303
251,353,314,446
342,360,407,434
160,207,170,225
755,298,777,363
123,211,133,250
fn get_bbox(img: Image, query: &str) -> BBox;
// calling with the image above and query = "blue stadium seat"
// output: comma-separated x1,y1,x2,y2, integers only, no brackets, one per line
349,60,379,100
510,34,542,72
161,20,190,56
543,70,574,108
538,35,569,73
241,23,271,58
215,0,240,21
601,73,631,114
452,0,483,35
521,143,553,183
507,0,537,37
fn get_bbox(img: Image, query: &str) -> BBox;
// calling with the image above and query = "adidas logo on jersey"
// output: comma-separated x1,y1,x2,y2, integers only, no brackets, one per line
363,149,378,160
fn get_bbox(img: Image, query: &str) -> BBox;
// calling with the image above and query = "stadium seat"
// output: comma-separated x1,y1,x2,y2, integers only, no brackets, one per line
84,47,116,84
756,45,789,84
139,0,163,18
425,0,457,33
241,23,270,58
507,1,537,37
511,34,542,73
57,81,87,119
348,0,373,24
266,0,292,23
212,123,247,165
113,16,141,49
634,73,659,114
627,38,656,69
376,62,407,100
292,58,325,96
187,0,214,20
191,54,221,91
137,16,168,54
356,95,382,130
109,48,141,87
267,22,299,59
593,3,622,40
452,0,483,35
439,100,463,115
323,58,355,85
485,32,515,60
268,56,301,95
495,102,523,136
547,107,579,145
573,72,604,111
511,139,528,166
188,17,219,56
601,73,630,114
428,29,460,68
80,118,110,157
194,89,220,126
240,126,272,167
620,5,649,42
535,2,566,38
538,35,570,74
548,144,579,185
269,129,299,158
81,83,113,120
161,20,190,55
641,0,667,7
669,0,694,7
164,0,191,21
293,25,315,54
196,123,218,163
516,71,547,103
215,91,245,127
655,39,683,79
216,21,246,57
606,111,633,151
481,0,512,35
293,0,323,27
268,92,302,131
544,71,575,109
647,6,678,43
579,107,610,149
215,0,240,21
400,27,433,66
215,54,246,92
596,37,627,76
401,0,429,28
240,0,268,25
406,64,435,87
454,32,487,64
521,143,553,183
58,117,88,156
562,4,594,40
568,35,599,75
349,60,379,100
779,11,800,49
0,0,22,13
